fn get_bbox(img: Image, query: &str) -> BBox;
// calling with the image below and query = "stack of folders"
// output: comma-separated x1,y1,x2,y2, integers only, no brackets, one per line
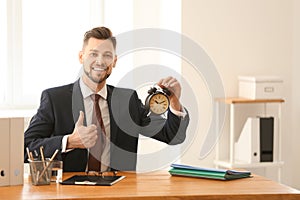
169,164,252,180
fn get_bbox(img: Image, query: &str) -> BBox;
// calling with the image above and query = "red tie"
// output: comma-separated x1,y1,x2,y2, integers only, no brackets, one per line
88,94,106,172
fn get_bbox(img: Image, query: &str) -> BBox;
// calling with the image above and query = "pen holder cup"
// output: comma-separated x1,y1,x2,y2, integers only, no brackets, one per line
29,160,52,185
50,160,63,183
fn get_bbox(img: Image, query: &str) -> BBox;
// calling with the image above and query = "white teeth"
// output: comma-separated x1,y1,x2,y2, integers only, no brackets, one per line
92,67,105,71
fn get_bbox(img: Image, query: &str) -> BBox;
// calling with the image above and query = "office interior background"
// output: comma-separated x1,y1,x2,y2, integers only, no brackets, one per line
0,0,299,190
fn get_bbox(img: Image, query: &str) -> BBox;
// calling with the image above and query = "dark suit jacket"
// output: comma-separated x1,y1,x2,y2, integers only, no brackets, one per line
24,80,189,172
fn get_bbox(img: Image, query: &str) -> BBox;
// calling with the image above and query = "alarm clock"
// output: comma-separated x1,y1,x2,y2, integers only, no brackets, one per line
145,86,171,115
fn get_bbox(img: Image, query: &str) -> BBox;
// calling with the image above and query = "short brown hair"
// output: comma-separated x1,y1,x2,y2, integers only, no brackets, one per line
83,26,116,49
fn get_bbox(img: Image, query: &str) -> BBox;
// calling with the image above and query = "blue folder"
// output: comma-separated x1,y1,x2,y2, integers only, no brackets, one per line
169,164,251,180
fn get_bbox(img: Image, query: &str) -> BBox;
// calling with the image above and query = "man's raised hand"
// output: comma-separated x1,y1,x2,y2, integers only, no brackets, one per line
67,111,98,149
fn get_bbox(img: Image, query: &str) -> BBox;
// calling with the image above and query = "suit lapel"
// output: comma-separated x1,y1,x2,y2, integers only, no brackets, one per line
107,85,119,145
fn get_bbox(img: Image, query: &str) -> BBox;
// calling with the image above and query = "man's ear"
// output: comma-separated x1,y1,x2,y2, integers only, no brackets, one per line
112,55,118,68
78,51,84,64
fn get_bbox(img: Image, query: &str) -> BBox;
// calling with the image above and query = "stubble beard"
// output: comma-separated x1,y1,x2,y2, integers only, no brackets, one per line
83,67,111,84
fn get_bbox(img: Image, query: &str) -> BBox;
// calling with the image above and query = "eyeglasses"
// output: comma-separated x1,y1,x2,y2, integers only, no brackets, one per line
86,170,118,178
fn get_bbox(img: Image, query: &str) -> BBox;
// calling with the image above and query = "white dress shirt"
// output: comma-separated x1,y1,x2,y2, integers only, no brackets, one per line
62,78,110,171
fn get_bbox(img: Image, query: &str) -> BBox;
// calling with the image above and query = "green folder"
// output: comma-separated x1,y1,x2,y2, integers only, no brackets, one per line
169,164,251,180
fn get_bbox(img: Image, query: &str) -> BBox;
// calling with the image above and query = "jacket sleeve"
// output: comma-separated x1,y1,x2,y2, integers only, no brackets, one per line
24,90,64,162
129,91,190,145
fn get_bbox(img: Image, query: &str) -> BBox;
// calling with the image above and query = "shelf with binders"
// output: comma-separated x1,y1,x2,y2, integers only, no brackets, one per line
214,98,285,182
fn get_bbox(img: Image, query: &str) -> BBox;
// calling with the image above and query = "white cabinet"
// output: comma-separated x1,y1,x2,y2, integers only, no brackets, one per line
214,98,284,182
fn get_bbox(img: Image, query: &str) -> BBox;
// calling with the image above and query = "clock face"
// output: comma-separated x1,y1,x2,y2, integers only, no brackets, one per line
149,93,170,114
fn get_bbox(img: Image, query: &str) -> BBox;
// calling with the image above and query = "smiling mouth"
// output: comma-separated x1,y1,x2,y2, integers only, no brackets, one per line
92,67,107,71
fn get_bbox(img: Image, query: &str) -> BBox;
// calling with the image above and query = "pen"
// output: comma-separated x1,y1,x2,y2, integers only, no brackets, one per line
37,149,59,182
26,147,37,173
26,147,32,161
40,146,49,180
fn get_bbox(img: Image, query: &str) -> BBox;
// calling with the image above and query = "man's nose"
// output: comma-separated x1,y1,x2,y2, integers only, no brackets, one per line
95,57,103,64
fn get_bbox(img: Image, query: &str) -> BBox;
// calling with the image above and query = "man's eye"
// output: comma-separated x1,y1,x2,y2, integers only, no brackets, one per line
89,53,98,57
103,54,112,59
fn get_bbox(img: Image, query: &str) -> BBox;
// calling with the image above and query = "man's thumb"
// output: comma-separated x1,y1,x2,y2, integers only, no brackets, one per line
76,111,84,127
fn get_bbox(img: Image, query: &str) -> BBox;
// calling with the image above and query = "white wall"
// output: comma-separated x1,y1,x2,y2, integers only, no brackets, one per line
181,0,300,189
291,0,300,189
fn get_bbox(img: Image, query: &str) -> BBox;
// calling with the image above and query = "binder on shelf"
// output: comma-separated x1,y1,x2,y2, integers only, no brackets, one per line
235,117,260,163
260,117,274,162
0,118,24,186
169,164,251,180
0,119,10,186
9,118,24,185
235,117,274,164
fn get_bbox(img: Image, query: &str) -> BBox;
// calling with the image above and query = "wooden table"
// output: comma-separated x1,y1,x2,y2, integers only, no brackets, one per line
0,171,299,199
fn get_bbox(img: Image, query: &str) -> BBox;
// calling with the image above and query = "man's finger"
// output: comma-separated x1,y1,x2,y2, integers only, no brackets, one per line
75,111,84,127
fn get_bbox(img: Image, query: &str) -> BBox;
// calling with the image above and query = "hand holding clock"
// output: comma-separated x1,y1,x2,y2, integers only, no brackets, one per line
157,76,182,112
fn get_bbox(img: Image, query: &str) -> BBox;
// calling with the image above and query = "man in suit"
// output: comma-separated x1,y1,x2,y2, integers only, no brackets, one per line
24,27,189,172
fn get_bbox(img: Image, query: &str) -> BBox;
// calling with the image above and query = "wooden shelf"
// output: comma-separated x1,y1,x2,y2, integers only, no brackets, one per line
214,160,284,169
215,98,284,182
216,97,285,104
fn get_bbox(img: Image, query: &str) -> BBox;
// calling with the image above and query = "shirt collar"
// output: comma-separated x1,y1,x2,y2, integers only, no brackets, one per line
79,78,107,100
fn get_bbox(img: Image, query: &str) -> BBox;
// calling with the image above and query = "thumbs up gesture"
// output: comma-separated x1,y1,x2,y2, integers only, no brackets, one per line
67,111,98,149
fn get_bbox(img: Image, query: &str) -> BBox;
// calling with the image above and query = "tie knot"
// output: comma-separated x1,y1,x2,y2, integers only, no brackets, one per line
92,94,101,103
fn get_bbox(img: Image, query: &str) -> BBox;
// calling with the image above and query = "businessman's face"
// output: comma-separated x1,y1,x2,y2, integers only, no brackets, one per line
79,38,117,84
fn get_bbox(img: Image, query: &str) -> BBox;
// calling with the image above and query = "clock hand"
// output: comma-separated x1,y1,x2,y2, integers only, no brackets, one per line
155,100,159,104
159,101,166,104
